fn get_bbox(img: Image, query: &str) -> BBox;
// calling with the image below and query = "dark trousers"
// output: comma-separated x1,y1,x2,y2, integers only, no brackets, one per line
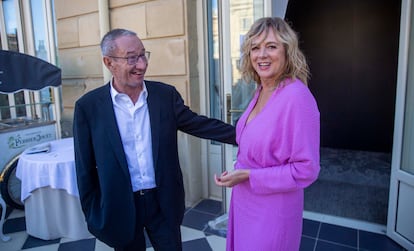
114,189,182,251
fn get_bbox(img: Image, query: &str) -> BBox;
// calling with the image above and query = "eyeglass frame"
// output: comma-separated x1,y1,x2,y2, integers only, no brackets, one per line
107,51,151,65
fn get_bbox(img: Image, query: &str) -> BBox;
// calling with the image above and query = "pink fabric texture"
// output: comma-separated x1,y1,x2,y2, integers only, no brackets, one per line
226,79,320,251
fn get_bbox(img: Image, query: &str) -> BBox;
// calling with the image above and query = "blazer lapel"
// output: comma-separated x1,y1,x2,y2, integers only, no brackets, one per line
98,84,129,175
146,82,160,170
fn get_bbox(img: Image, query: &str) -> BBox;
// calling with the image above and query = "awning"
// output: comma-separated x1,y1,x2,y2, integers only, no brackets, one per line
0,50,61,93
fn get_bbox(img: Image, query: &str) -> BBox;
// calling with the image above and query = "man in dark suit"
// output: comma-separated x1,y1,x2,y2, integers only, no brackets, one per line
73,29,235,251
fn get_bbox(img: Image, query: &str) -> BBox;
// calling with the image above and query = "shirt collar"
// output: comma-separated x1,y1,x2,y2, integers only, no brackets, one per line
110,78,148,104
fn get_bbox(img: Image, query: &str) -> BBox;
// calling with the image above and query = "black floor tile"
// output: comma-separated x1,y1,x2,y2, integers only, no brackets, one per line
182,238,213,251
58,238,96,251
192,199,223,216
182,210,217,231
300,236,316,251
359,230,405,251
22,235,60,249
4,216,26,233
319,223,357,247
302,219,320,238
315,240,357,251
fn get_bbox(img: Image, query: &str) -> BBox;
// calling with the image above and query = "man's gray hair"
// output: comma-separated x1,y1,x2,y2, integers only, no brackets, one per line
100,29,137,56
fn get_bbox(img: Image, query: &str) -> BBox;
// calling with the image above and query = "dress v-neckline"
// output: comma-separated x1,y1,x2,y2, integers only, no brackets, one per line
245,86,276,126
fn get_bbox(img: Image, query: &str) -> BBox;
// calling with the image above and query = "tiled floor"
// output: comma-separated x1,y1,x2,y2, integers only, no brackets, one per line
1,199,406,251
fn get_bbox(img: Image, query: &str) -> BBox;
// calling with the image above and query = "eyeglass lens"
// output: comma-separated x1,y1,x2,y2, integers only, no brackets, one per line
127,51,150,65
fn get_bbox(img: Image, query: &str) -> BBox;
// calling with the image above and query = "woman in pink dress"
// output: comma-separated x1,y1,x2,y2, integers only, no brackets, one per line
215,17,320,251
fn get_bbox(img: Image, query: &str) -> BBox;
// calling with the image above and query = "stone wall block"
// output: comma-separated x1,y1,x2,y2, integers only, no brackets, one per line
59,46,103,78
144,38,186,76
79,13,101,46
55,0,98,19
110,0,151,8
146,76,188,104
146,0,184,38
57,18,79,48
110,4,147,38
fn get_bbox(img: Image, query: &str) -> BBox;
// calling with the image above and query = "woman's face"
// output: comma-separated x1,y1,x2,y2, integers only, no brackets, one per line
250,29,286,83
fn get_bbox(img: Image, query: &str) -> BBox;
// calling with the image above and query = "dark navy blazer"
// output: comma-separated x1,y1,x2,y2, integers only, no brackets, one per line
73,81,236,247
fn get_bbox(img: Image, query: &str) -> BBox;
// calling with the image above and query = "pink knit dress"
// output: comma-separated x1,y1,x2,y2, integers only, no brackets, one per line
226,79,320,251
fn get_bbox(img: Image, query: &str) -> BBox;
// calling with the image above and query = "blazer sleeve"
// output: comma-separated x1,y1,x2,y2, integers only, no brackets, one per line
73,100,102,218
172,87,237,145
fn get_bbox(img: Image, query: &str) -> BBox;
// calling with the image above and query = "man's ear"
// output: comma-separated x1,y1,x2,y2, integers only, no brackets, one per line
103,56,112,69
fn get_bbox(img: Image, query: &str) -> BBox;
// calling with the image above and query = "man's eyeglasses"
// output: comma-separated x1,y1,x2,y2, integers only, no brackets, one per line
108,51,151,65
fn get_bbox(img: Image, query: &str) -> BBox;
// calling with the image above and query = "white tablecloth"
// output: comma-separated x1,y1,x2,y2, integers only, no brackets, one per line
16,137,91,240
16,137,79,200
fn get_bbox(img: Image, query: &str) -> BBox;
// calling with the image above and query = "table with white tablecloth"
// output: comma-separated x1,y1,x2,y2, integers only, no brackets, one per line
16,137,91,240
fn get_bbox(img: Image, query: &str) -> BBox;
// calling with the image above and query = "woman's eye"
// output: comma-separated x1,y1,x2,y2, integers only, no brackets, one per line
251,46,259,51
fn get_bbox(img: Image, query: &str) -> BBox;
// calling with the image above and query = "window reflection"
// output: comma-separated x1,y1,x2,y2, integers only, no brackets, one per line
0,95,11,119
0,18,6,119
207,0,264,127
14,92,26,117
229,0,264,125
31,0,48,60
3,0,19,51
3,0,26,117
30,0,52,116
207,0,221,121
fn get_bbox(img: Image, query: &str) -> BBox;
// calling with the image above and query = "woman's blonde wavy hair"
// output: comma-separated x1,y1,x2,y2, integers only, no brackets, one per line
239,17,310,85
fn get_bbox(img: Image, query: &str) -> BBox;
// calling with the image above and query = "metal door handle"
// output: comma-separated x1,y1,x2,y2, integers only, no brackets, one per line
226,94,244,123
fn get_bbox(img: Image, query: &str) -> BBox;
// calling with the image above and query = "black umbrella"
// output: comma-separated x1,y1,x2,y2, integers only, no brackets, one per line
0,50,61,93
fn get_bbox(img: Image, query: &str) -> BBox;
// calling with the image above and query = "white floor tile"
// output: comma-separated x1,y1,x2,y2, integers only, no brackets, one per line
8,209,25,219
180,226,205,242
60,235,95,244
0,231,28,251
94,239,113,251
206,235,226,251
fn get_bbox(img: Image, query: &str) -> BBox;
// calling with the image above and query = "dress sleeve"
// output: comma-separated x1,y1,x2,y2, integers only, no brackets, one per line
248,85,320,194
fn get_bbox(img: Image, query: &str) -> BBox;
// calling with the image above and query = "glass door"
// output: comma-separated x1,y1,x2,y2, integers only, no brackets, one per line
387,0,414,249
205,0,272,210
222,0,269,210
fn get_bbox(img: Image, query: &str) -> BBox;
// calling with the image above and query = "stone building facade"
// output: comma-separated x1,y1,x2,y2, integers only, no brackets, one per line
55,0,205,206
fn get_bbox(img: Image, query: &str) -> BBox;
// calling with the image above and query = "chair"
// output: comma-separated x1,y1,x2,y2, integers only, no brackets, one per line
0,195,11,241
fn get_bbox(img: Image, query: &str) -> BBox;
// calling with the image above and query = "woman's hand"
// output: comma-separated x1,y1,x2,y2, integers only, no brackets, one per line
214,169,250,187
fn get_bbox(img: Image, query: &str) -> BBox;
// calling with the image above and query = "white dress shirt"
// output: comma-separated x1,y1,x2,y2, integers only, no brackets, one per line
110,81,156,192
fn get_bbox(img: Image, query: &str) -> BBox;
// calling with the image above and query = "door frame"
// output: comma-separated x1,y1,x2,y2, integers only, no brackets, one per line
387,0,414,249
